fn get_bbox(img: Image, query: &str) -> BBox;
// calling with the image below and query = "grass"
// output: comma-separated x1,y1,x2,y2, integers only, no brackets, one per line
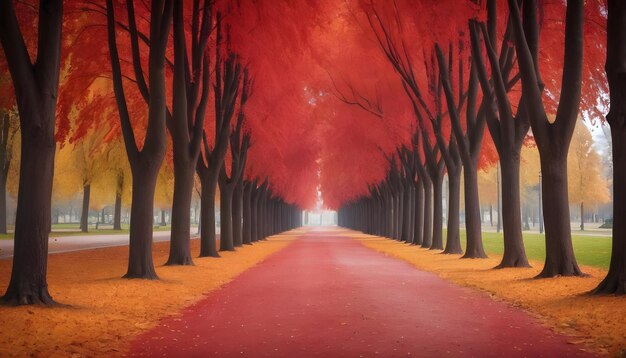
453,230,612,269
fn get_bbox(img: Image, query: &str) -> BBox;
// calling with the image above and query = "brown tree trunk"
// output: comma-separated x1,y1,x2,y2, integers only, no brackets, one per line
242,181,252,245
113,174,123,230
430,176,444,250
232,178,244,247
402,183,413,243
462,168,487,258
0,0,62,306
2,140,56,304
80,184,91,233
508,0,583,277
536,152,582,277
421,178,433,249
114,192,122,230
199,177,219,257
124,169,159,279
412,180,424,246
595,118,626,293
497,155,530,268
165,166,194,265
106,0,173,280
594,0,626,294
443,171,462,254
219,184,234,251
251,187,259,242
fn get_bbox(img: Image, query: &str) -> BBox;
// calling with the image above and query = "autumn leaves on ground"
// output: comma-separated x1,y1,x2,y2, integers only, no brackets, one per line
0,236,295,357
0,228,624,356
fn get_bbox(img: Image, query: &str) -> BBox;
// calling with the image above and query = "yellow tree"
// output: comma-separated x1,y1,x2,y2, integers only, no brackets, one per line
54,126,111,232
478,165,498,227
93,137,132,230
0,107,19,233
154,160,174,227
568,122,611,230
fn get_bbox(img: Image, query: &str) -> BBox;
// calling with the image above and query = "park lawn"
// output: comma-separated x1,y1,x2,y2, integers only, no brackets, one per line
443,230,611,269
466,231,612,269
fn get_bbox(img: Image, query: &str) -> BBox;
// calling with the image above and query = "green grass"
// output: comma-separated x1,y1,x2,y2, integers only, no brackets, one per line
453,230,612,269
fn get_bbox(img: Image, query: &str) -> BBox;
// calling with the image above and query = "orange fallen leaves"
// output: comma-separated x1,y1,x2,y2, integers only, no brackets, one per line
353,232,626,356
0,234,295,357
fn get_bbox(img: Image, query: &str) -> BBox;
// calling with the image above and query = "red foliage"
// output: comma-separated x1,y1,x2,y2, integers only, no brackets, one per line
1,0,608,210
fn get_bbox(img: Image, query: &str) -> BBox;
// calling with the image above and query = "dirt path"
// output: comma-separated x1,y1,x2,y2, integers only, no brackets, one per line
130,227,590,357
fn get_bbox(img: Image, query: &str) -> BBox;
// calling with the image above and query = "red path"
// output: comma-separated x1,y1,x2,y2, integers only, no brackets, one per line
130,228,590,357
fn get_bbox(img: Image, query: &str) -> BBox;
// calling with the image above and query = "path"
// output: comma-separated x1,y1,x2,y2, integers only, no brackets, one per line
0,231,174,259
130,227,590,357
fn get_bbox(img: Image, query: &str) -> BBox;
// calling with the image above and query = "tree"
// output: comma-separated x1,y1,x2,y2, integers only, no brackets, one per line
568,123,610,231
165,0,213,266
0,109,19,234
594,0,626,294
106,0,173,279
469,0,531,268
0,0,63,304
217,71,251,251
436,43,488,258
509,0,585,277
196,20,242,257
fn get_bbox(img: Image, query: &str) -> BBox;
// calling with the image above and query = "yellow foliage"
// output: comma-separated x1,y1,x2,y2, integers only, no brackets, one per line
567,123,610,207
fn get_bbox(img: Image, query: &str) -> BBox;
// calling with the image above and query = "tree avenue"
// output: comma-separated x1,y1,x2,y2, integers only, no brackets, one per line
0,0,623,310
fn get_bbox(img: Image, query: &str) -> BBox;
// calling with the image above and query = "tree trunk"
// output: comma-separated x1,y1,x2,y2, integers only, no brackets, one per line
402,184,412,243
199,177,219,257
580,202,584,231
0,174,7,235
594,0,626,293
421,180,433,249
113,173,123,230
497,155,530,268
232,179,243,247
443,172,463,254
430,176,444,250
251,189,259,242
396,191,404,241
242,182,252,245
80,184,91,233
124,169,159,279
462,168,487,258
2,140,56,304
595,116,626,293
165,166,194,265
412,180,424,246
114,191,122,230
497,164,502,233
160,210,166,227
219,185,234,251
490,203,493,227
537,153,583,277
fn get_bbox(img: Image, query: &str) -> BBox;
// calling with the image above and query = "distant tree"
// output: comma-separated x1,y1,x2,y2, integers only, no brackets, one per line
0,109,19,234
568,123,610,230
